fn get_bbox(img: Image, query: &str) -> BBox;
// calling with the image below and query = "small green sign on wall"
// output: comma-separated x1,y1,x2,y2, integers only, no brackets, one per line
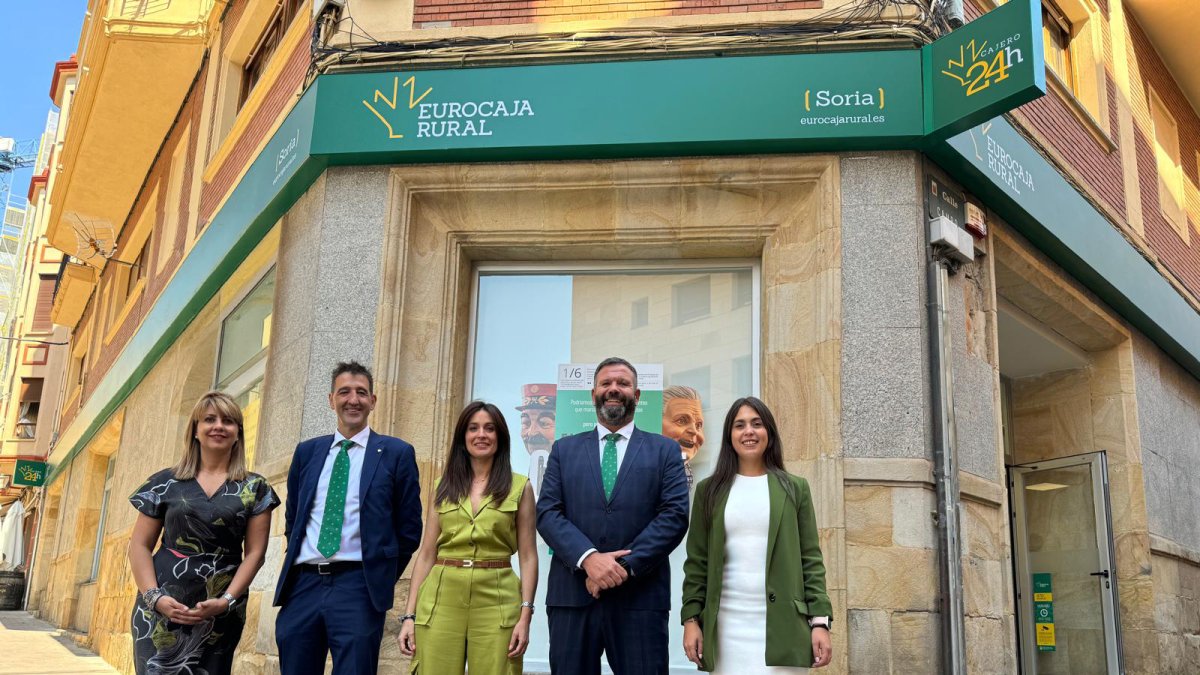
13,459,47,487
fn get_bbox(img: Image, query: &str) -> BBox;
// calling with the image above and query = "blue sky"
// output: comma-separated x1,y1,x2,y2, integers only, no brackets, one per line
0,2,88,203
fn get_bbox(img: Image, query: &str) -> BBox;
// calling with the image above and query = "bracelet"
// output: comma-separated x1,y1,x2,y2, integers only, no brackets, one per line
520,601,535,615
400,614,417,623
142,588,165,612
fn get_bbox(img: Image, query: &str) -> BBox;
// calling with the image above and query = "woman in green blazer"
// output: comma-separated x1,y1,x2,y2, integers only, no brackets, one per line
681,397,833,672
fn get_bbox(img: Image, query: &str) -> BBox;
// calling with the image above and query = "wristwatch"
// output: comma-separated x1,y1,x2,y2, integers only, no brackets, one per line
520,601,535,615
810,617,832,631
221,593,239,614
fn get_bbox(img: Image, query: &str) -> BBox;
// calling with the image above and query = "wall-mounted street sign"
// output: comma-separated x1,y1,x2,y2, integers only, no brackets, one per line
12,459,47,487
927,174,966,230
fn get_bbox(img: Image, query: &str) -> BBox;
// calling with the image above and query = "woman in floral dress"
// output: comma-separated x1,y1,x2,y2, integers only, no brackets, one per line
127,391,279,675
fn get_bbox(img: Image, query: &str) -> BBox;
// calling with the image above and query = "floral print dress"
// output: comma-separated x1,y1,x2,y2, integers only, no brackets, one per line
129,468,279,675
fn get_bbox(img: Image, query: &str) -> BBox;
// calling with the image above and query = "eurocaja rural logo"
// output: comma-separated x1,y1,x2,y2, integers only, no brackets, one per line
362,75,536,140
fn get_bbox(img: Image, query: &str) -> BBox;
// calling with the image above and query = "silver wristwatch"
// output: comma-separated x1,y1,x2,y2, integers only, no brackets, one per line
520,601,535,615
222,592,239,613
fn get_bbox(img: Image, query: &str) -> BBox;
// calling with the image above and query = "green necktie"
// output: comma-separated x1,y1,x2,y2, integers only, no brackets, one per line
602,433,620,500
317,439,354,558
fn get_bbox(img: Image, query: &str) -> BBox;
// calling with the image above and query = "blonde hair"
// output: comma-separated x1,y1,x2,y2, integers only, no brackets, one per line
172,391,249,481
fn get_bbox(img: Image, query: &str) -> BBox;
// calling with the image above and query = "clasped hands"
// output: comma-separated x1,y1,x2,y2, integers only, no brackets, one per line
582,549,631,598
154,595,228,624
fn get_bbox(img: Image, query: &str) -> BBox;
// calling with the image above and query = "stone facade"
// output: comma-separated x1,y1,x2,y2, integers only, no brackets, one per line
1133,332,1200,674
23,151,1199,675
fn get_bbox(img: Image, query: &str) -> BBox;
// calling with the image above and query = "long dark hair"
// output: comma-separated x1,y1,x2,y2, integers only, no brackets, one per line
700,396,795,523
435,401,513,507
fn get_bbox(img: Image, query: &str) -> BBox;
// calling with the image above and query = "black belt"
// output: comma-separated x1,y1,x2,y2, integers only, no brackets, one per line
298,561,363,575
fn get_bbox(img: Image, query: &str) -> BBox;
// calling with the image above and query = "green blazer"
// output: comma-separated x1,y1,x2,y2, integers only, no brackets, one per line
680,472,832,672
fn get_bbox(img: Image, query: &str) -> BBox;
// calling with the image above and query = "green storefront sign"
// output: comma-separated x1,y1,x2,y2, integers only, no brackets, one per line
309,0,1042,162
314,49,926,163
13,459,47,487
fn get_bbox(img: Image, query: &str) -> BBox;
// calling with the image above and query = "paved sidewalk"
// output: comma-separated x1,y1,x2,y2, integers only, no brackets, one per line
0,612,119,674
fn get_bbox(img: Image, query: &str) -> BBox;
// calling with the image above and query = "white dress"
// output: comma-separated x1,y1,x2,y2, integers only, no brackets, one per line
713,474,809,675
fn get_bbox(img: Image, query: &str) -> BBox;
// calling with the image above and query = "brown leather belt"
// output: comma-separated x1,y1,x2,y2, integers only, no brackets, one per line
436,558,511,569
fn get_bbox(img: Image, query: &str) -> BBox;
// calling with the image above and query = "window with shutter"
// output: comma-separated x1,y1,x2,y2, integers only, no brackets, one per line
31,274,56,332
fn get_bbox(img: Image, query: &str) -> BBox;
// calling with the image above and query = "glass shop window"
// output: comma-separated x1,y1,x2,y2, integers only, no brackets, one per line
468,263,759,674
216,266,276,468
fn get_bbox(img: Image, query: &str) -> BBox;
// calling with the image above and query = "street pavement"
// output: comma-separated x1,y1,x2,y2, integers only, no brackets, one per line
0,611,118,674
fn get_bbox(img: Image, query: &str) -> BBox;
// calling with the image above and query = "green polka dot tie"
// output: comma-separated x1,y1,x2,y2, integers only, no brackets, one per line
602,433,620,500
317,439,354,558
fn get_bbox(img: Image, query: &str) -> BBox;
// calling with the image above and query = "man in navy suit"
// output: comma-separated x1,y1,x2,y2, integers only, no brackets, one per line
274,361,422,675
536,357,690,674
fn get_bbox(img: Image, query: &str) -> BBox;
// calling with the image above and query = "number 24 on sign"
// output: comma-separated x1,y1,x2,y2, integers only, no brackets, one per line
942,39,1013,97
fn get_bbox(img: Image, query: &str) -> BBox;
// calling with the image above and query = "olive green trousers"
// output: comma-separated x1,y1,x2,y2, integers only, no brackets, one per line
411,566,522,675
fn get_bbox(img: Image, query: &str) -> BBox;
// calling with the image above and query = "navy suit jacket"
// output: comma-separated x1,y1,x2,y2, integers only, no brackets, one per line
273,431,422,613
536,426,689,610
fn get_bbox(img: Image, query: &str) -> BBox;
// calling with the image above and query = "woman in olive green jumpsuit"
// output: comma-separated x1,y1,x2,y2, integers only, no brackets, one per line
399,401,538,674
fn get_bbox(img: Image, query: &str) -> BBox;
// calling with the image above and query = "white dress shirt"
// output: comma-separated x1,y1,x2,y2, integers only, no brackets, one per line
576,420,636,569
295,426,371,564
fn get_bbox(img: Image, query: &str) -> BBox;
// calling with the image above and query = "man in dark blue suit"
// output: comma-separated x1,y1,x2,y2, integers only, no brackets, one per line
536,357,690,675
274,361,422,675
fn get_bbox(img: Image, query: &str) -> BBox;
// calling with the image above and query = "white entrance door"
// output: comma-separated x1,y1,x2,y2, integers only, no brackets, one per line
1009,452,1123,674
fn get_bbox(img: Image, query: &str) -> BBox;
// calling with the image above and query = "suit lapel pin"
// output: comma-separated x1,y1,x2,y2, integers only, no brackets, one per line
377,448,382,453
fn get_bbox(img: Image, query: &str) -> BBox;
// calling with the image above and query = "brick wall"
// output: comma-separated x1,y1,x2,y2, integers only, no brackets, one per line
1127,11,1200,298
70,6,309,417
964,0,1125,219
198,25,309,227
79,90,203,407
414,0,822,28
1015,75,1126,217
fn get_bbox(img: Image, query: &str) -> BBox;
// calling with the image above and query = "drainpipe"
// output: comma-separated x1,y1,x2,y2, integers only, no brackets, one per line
21,487,43,611
927,251,967,674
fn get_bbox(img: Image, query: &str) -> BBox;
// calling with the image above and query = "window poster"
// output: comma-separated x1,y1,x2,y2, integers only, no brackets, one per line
470,268,756,673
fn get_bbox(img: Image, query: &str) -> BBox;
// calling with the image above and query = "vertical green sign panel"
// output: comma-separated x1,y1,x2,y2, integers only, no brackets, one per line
1032,572,1056,652
923,0,1045,139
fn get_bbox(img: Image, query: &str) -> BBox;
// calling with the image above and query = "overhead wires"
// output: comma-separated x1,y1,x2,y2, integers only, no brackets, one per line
306,0,948,84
